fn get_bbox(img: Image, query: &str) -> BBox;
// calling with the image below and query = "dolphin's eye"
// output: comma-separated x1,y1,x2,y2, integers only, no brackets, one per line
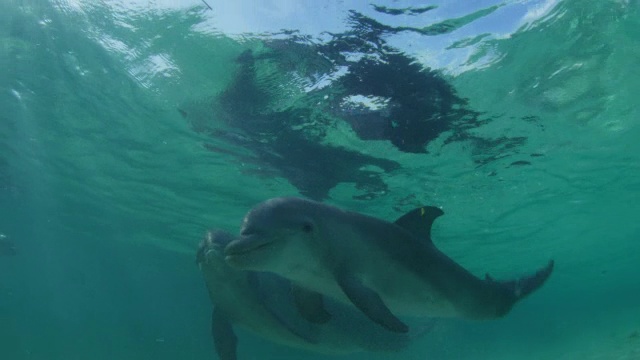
302,222,313,233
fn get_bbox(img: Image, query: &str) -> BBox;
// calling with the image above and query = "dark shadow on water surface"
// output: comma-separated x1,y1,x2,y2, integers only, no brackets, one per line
179,8,532,200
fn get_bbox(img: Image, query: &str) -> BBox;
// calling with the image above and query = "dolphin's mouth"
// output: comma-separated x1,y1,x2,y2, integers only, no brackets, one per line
224,233,273,258
197,230,234,265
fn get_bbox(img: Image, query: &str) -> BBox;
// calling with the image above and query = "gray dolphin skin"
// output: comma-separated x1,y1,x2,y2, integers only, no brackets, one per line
197,229,420,360
224,197,554,333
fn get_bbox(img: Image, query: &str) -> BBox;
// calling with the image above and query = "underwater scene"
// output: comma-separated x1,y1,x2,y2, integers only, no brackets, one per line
1,0,639,359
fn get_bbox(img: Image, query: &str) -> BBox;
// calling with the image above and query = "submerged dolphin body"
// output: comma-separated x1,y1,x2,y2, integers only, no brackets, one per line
225,197,554,333
197,229,421,360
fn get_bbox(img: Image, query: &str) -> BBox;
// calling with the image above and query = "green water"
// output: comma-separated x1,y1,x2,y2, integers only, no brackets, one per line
1,0,639,359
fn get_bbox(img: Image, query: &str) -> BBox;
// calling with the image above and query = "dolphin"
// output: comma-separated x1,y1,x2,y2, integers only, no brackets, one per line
224,197,554,333
197,229,425,360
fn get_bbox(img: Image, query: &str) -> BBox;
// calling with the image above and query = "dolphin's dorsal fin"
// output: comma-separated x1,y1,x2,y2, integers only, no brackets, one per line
394,206,444,244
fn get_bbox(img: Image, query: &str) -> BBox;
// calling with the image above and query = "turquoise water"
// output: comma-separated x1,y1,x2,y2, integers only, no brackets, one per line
1,0,639,359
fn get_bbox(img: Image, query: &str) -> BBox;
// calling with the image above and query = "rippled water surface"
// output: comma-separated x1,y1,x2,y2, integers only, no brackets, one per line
1,0,639,359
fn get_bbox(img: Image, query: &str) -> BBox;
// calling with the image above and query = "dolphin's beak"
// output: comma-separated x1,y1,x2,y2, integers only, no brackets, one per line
197,230,231,264
224,233,273,257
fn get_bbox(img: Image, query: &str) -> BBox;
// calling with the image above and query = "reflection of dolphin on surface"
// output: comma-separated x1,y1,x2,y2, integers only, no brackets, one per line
197,229,426,360
0,234,16,256
225,197,554,333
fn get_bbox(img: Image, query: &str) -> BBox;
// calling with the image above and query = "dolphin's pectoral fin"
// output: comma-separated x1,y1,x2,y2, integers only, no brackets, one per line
336,273,408,333
292,285,332,324
394,206,444,244
489,260,555,316
211,307,238,360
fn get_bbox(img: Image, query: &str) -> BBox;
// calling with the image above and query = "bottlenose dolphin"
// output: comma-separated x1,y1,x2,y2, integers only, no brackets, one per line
197,229,424,360
224,197,554,333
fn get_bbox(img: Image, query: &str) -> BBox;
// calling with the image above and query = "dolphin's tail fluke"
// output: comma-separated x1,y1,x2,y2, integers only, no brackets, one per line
487,260,554,316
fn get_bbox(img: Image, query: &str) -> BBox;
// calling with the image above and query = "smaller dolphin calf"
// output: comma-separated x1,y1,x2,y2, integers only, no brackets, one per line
225,197,554,333
197,229,424,360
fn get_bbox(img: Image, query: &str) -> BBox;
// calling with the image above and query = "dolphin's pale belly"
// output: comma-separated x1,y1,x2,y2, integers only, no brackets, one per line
288,255,459,318
290,275,459,318
367,269,458,317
